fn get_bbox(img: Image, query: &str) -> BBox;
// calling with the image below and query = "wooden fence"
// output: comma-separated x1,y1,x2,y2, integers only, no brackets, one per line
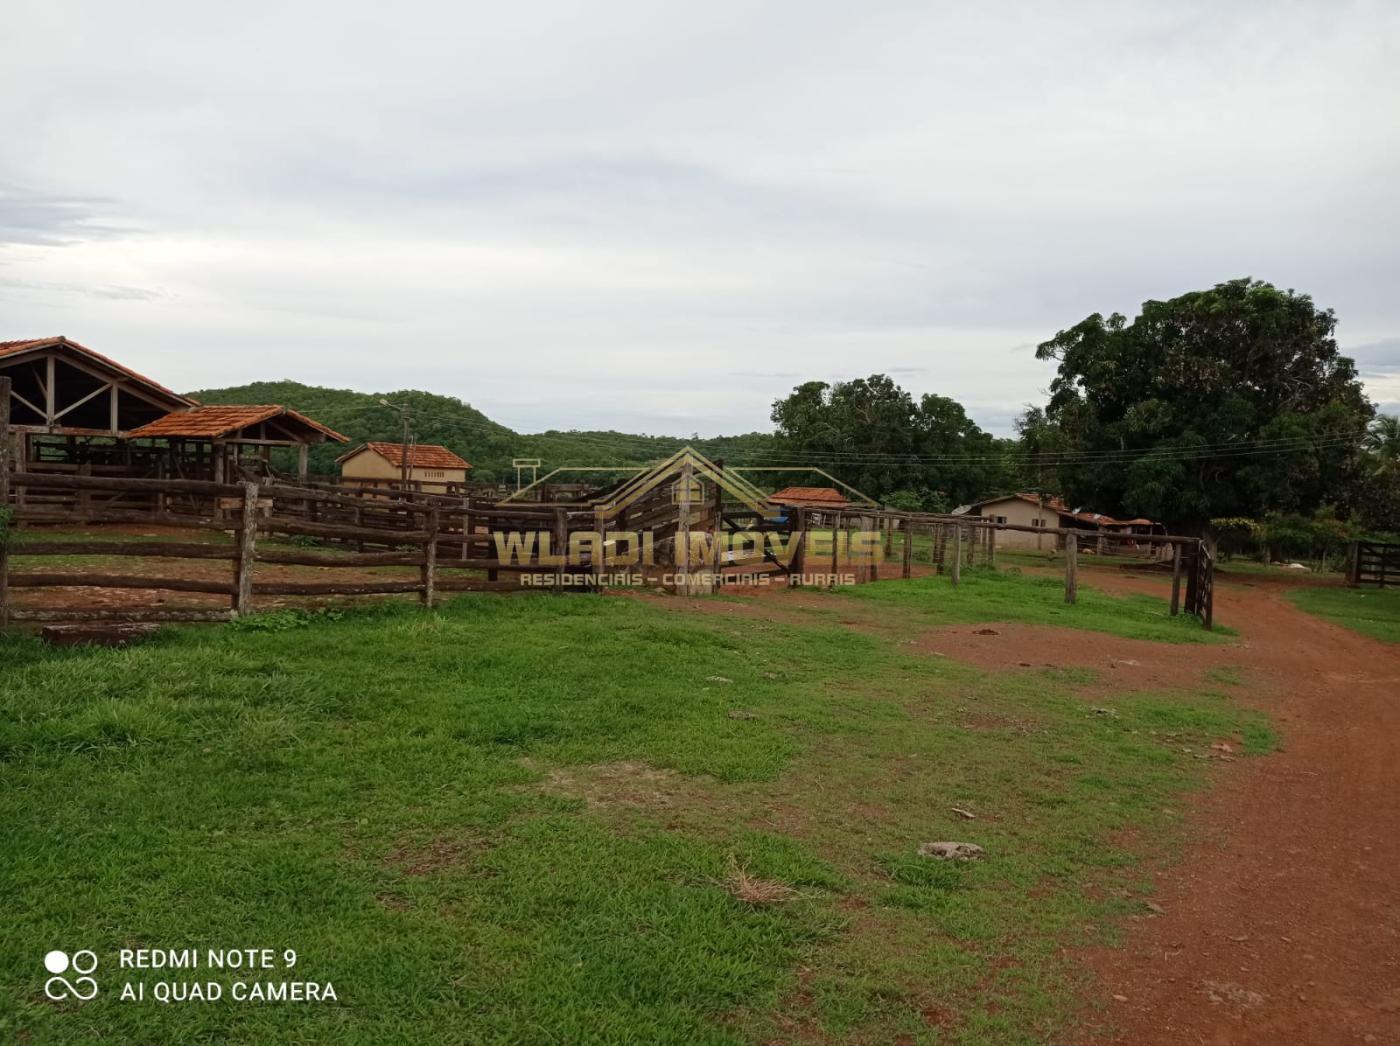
0,461,1216,629
1348,541,1399,588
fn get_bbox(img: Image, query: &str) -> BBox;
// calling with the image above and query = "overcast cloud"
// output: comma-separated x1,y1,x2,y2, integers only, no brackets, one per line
2,0,1397,436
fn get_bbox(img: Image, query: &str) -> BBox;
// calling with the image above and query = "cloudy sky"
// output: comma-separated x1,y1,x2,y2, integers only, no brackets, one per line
2,1,1397,437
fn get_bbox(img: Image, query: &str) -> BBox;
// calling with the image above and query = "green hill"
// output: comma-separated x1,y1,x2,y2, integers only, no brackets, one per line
187,380,780,485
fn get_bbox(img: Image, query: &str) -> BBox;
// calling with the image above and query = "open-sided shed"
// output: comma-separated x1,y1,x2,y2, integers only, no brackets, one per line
130,405,348,481
1,335,194,473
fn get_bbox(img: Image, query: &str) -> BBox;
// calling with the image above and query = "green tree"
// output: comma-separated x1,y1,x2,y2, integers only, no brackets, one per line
770,375,1005,503
1026,278,1375,531
1365,414,1400,470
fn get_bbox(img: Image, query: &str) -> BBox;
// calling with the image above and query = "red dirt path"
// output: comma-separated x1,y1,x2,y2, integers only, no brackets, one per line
1064,572,1400,1044
648,567,1400,1043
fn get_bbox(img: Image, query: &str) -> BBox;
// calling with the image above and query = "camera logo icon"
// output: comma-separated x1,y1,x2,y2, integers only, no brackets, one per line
43,950,99,1001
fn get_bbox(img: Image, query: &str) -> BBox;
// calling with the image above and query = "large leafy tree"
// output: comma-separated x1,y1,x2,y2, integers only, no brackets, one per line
1026,279,1374,531
770,375,1007,504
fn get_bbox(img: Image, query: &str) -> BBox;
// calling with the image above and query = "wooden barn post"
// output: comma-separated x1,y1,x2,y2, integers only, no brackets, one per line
233,480,259,615
421,505,439,607
1064,533,1078,604
0,376,11,631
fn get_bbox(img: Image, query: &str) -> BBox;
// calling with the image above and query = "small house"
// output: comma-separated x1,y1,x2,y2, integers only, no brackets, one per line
960,493,1164,553
338,441,471,493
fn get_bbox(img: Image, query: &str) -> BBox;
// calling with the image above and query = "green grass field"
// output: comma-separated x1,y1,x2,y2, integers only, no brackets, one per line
1288,585,1400,643
0,575,1266,1043
838,567,1226,643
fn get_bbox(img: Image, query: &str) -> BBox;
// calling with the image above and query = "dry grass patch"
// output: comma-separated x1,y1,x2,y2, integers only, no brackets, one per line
724,858,798,906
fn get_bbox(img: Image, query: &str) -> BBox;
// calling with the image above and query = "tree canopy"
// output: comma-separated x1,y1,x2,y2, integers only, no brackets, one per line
1022,278,1375,531
770,375,1012,507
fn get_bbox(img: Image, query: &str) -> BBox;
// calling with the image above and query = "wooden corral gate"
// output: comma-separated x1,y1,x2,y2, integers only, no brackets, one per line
1348,541,1400,588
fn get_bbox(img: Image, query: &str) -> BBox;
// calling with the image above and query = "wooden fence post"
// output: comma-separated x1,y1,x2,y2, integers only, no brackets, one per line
421,506,439,607
233,480,259,615
1184,541,1199,615
986,525,996,569
902,518,913,579
1169,543,1182,615
461,495,472,561
553,508,568,594
1064,533,1078,604
791,507,806,586
0,376,10,632
595,508,608,593
951,526,962,587
829,511,841,588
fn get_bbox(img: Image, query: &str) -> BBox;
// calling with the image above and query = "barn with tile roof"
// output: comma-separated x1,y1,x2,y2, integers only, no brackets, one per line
2,335,345,481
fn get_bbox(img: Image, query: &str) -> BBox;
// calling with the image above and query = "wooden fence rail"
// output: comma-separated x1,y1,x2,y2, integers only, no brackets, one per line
0,465,1217,629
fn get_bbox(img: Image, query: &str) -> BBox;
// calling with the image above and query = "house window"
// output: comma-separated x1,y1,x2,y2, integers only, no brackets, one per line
994,515,1008,525
1031,518,1044,527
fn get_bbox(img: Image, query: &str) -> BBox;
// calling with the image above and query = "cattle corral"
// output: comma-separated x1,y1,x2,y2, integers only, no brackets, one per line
0,443,1216,631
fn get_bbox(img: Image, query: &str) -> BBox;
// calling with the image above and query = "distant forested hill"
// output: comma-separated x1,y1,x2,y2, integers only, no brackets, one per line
187,380,780,484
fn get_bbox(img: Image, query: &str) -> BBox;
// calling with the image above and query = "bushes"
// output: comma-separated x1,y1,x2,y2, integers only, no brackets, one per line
1210,509,1394,570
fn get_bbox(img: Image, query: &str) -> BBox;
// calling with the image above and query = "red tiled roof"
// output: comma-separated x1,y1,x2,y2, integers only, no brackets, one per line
129,405,348,441
767,486,850,506
341,441,472,470
0,336,194,408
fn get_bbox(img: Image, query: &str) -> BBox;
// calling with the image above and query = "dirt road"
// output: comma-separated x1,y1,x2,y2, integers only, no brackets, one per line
1069,572,1400,1044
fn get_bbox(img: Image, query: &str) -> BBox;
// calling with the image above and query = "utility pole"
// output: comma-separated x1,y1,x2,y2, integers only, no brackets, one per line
380,399,414,489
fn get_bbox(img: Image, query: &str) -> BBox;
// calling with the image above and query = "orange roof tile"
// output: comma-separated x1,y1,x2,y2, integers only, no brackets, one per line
767,486,850,506
0,336,194,408
340,442,472,470
129,405,348,441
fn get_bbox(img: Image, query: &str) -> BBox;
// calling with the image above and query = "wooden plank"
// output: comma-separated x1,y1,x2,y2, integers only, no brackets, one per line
251,580,424,596
12,508,239,531
1064,533,1078,604
8,604,232,621
10,541,236,560
11,471,245,496
260,516,430,544
7,572,237,594
257,549,424,567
